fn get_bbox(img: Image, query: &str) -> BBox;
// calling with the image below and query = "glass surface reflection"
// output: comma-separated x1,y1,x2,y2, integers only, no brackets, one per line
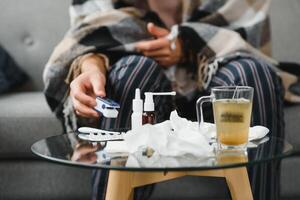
31,133,294,170
216,149,248,165
71,142,103,164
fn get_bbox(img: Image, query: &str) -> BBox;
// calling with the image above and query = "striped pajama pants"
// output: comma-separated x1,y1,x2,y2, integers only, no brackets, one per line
92,55,284,200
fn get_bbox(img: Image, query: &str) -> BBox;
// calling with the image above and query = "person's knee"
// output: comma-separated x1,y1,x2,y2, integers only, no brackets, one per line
112,55,160,74
108,55,167,91
222,57,275,86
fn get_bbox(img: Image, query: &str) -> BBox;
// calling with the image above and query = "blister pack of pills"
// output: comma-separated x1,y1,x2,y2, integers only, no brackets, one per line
77,127,126,142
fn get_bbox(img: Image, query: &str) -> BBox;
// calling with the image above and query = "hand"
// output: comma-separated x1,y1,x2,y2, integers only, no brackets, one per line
135,23,183,68
70,55,106,118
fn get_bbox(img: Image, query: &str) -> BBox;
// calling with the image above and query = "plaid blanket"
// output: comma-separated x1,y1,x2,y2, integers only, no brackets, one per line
44,0,276,116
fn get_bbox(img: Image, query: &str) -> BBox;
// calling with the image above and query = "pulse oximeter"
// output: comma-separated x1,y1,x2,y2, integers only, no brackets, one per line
94,97,120,118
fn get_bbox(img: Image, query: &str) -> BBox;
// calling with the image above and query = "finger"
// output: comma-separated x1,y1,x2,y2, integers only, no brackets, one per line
153,56,173,68
142,48,171,57
147,23,169,37
76,109,100,118
70,85,97,107
136,38,169,51
90,74,106,97
73,98,99,118
70,89,97,107
152,56,171,62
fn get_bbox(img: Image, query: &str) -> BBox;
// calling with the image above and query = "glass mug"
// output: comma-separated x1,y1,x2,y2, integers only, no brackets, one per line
196,86,254,151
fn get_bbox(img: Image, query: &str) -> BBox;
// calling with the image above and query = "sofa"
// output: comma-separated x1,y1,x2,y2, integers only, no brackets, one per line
0,0,299,199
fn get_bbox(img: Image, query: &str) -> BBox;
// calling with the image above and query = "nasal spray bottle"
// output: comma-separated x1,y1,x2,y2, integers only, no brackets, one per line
142,92,176,125
131,89,143,130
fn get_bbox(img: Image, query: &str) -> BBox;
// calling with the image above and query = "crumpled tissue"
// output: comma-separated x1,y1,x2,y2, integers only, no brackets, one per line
124,111,213,157
123,110,269,157
125,150,215,168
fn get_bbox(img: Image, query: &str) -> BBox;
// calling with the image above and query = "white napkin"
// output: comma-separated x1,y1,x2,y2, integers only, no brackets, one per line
248,126,269,141
123,110,269,157
203,123,269,141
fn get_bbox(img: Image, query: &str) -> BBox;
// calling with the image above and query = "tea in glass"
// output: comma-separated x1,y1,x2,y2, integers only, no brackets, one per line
196,86,253,151
213,98,252,148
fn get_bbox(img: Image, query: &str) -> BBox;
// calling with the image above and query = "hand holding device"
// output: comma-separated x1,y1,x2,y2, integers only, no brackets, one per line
70,56,107,118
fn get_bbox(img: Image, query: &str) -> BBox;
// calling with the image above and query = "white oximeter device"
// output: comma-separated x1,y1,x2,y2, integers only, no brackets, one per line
94,97,120,118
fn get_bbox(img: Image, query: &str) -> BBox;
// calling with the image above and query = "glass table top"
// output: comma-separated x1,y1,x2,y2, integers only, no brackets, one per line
31,133,294,171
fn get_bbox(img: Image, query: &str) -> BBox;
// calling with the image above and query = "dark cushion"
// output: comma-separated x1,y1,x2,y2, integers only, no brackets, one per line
0,45,28,93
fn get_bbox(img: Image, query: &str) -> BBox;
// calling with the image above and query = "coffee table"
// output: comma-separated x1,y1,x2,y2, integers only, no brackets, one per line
31,133,293,200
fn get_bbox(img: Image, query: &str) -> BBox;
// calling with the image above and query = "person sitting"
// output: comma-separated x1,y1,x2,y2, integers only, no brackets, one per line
43,0,292,199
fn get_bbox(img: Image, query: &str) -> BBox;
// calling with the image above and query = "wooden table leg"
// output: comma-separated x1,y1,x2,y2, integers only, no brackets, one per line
224,167,253,200
105,167,253,200
187,167,253,200
105,170,134,200
106,171,187,200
